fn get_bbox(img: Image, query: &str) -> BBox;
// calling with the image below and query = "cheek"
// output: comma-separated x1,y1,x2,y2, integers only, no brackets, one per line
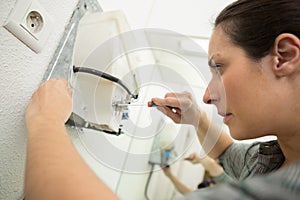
222,75,247,104
222,66,263,107
222,74,267,139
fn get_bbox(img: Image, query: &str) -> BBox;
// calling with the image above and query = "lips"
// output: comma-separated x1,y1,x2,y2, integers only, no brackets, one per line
218,112,228,117
218,112,232,123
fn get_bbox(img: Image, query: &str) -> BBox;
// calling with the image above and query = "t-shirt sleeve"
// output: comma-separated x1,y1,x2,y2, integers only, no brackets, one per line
173,160,300,200
217,142,259,180
213,171,235,184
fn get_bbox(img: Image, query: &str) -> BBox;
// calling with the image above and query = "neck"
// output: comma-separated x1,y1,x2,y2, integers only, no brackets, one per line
277,133,300,165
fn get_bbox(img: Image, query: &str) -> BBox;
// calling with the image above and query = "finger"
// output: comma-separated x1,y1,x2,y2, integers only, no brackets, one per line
173,108,181,115
57,78,68,87
187,154,195,160
47,78,57,82
152,97,180,108
166,91,190,99
68,88,73,97
156,106,181,123
58,78,67,83
56,79,72,96
164,92,177,98
185,158,196,164
153,101,182,117
190,152,197,157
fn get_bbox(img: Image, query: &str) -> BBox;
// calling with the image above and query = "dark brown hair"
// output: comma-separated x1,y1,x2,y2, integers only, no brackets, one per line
215,0,300,60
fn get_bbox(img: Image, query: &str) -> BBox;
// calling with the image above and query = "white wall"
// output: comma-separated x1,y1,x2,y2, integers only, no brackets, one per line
98,0,235,38
0,0,79,199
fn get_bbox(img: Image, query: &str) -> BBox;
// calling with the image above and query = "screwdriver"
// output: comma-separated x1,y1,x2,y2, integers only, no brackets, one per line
113,101,158,107
113,101,177,113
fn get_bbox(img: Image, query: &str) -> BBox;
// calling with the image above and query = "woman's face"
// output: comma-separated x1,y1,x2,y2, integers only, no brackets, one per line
204,27,284,140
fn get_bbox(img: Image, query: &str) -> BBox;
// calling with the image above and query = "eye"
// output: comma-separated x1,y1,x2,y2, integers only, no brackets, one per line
210,64,223,74
214,64,222,70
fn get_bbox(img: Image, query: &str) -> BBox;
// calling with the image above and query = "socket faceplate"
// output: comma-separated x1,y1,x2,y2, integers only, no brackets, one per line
4,0,53,53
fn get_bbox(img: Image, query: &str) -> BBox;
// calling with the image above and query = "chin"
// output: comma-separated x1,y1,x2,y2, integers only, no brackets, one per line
228,127,253,141
231,134,247,141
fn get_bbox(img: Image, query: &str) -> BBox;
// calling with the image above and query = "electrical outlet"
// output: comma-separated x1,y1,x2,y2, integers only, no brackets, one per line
4,0,54,53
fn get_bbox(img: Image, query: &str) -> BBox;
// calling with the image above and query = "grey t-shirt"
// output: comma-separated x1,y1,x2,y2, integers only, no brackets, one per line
218,140,284,180
175,140,300,200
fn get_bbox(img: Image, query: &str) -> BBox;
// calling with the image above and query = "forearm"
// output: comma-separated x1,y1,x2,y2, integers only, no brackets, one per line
202,159,224,177
167,174,193,195
196,112,233,159
25,119,118,200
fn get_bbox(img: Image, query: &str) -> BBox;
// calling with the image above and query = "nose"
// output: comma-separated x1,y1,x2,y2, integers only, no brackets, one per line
203,87,213,104
203,80,219,105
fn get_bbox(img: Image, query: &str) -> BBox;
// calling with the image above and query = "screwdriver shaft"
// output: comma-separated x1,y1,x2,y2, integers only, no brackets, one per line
112,101,177,113
113,101,157,107
114,103,147,107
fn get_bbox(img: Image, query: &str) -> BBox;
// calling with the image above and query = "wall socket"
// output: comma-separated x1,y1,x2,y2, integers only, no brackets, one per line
4,0,54,53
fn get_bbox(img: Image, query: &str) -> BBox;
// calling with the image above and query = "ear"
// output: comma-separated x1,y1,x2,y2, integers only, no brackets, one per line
272,33,300,77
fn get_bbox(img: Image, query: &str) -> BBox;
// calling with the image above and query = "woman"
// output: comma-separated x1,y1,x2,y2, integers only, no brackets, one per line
152,0,300,198
25,0,300,199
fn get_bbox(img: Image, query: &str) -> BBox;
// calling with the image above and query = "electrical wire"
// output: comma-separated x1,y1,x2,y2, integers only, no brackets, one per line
73,66,138,99
144,164,155,200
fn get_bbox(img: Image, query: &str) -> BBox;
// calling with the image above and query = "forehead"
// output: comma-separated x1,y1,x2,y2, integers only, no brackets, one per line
208,27,234,60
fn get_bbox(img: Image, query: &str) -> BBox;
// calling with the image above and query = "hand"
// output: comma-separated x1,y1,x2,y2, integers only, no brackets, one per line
185,153,217,168
152,92,201,127
184,152,201,164
162,166,173,178
25,78,73,126
197,156,218,169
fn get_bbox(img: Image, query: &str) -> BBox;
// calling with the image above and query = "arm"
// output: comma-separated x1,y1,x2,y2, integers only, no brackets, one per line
25,78,118,200
162,167,193,195
152,92,233,158
184,152,235,184
202,159,224,177
185,153,224,177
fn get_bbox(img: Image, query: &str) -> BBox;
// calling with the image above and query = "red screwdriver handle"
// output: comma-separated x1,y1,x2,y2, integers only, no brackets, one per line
147,101,157,107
